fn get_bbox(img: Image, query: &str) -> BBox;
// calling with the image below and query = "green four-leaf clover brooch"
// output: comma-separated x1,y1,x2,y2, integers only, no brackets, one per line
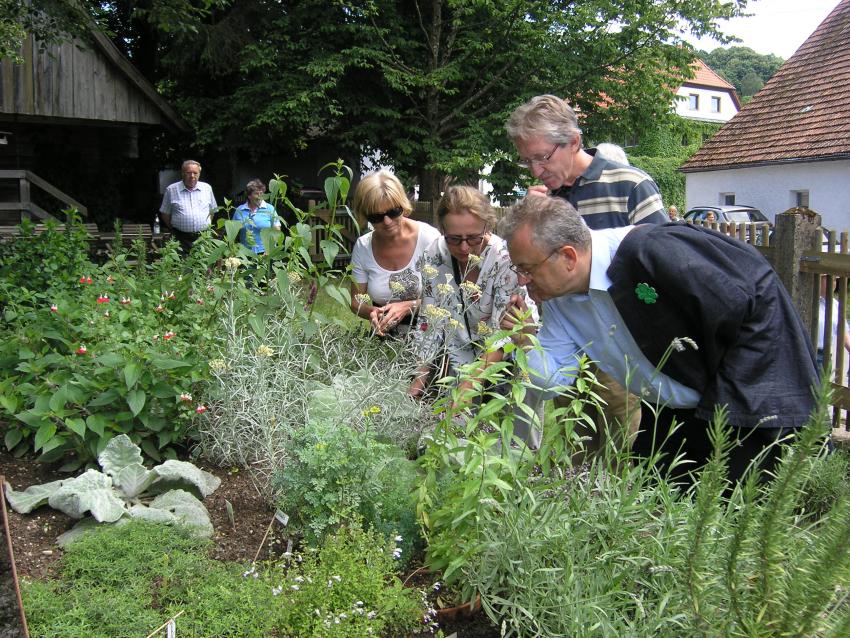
635,282,658,304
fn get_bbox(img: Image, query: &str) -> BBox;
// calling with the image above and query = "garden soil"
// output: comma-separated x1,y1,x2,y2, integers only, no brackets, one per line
1,449,500,636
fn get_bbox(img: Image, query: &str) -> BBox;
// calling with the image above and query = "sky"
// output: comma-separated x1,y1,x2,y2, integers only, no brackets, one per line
685,0,842,59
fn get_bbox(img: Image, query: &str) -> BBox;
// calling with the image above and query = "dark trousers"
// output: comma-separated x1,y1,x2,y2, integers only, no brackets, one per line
170,227,202,255
631,406,798,486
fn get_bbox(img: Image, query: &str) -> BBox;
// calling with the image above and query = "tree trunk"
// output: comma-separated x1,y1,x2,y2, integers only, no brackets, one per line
418,168,443,210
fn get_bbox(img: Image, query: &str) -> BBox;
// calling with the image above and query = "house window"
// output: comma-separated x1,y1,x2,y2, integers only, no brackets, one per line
711,96,721,113
721,193,735,205
689,94,699,110
792,190,810,207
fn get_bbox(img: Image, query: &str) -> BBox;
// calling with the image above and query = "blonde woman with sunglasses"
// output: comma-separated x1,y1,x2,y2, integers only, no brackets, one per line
350,170,440,336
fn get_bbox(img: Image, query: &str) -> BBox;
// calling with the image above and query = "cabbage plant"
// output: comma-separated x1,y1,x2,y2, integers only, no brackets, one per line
4,434,220,546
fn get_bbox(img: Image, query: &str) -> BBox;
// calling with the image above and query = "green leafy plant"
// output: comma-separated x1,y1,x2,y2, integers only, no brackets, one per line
273,420,422,553
435,372,850,637
22,519,427,638
0,211,92,292
5,434,220,546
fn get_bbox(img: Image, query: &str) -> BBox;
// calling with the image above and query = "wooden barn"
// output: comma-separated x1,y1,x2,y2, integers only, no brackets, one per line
0,30,189,229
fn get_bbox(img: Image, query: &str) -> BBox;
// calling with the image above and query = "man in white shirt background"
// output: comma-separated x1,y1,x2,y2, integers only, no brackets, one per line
159,160,218,254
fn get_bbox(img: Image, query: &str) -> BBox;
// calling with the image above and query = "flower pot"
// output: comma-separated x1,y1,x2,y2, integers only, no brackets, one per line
434,593,481,622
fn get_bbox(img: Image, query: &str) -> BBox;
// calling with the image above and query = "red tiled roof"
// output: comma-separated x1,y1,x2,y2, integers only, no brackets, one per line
681,0,850,172
683,59,736,91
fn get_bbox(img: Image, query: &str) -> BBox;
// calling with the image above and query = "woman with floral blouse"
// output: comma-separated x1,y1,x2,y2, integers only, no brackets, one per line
409,186,537,424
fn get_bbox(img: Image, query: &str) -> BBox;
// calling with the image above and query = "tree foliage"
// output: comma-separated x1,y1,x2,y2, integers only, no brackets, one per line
699,45,784,97
8,0,751,200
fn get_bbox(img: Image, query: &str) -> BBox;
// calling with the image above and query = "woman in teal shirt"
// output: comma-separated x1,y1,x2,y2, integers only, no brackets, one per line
233,179,281,254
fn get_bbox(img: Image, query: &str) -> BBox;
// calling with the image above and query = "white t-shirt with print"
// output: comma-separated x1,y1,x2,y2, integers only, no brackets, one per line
351,221,441,306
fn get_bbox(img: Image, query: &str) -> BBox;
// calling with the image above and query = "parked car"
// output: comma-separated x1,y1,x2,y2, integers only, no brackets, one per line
684,205,770,225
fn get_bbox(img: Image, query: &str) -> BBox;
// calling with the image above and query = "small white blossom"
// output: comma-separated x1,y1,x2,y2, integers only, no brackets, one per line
272,586,283,596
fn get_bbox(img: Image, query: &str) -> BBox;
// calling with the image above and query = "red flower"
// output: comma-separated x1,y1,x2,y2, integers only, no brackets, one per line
163,331,175,340
120,297,131,305
75,345,87,355
195,405,207,414
96,294,110,304
155,304,165,313
79,276,93,285
50,304,58,312
420,322,429,331
196,298,205,305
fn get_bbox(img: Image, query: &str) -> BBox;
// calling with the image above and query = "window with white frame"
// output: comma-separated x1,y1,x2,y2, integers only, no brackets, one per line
711,96,721,113
792,190,810,207
689,94,699,110
721,192,735,205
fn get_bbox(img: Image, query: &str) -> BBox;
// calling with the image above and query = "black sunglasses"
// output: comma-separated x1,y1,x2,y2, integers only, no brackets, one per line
367,207,404,224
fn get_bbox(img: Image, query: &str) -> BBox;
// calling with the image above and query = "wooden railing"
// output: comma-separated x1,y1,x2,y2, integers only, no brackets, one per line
0,170,88,222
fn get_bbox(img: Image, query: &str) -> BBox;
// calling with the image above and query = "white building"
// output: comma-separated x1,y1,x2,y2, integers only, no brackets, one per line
681,0,850,231
673,59,740,124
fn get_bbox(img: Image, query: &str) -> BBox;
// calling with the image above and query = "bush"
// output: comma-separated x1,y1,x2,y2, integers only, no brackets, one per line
22,520,427,638
0,238,217,466
273,420,423,555
195,292,435,487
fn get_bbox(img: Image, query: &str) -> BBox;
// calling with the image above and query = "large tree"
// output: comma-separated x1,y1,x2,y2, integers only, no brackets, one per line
700,45,784,97
7,0,749,200
157,0,746,200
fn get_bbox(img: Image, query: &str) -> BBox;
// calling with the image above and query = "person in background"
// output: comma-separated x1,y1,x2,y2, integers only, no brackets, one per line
350,170,440,337
499,195,819,484
506,94,667,456
159,160,218,254
233,179,280,254
818,275,850,374
705,210,717,223
668,205,680,221
595,142,629,165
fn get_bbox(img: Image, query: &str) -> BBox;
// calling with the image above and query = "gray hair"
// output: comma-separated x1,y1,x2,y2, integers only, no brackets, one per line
505,95,583,146
596,143,629,165
498,196,590,253
246,179,266,196
181,160,201,172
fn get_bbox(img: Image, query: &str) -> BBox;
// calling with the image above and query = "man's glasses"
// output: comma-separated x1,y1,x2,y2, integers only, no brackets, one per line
517,143,563,169
509,248,561,278
366,207,404,224
444,232,487,246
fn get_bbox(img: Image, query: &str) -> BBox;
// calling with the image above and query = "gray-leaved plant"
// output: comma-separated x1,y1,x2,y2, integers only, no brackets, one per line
4,434,221,546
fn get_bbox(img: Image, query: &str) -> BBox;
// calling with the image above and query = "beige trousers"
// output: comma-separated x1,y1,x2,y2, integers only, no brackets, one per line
554,366,641,464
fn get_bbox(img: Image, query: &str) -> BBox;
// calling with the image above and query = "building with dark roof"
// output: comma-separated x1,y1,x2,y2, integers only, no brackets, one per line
680,0,850,229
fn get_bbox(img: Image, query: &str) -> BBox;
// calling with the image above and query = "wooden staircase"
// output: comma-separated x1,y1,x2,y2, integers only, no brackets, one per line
0,170,88,224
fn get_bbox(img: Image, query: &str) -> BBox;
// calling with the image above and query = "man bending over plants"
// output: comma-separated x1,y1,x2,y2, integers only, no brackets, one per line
499,195,820,483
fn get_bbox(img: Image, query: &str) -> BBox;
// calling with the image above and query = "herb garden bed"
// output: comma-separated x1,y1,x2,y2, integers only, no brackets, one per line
2,446,501,637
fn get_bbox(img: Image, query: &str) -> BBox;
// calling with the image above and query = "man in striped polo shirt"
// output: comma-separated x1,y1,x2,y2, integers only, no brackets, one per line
505,94,667,462
506,95,666,228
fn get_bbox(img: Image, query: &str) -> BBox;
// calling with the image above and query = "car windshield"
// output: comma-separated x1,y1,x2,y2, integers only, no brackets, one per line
726,209,767,223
